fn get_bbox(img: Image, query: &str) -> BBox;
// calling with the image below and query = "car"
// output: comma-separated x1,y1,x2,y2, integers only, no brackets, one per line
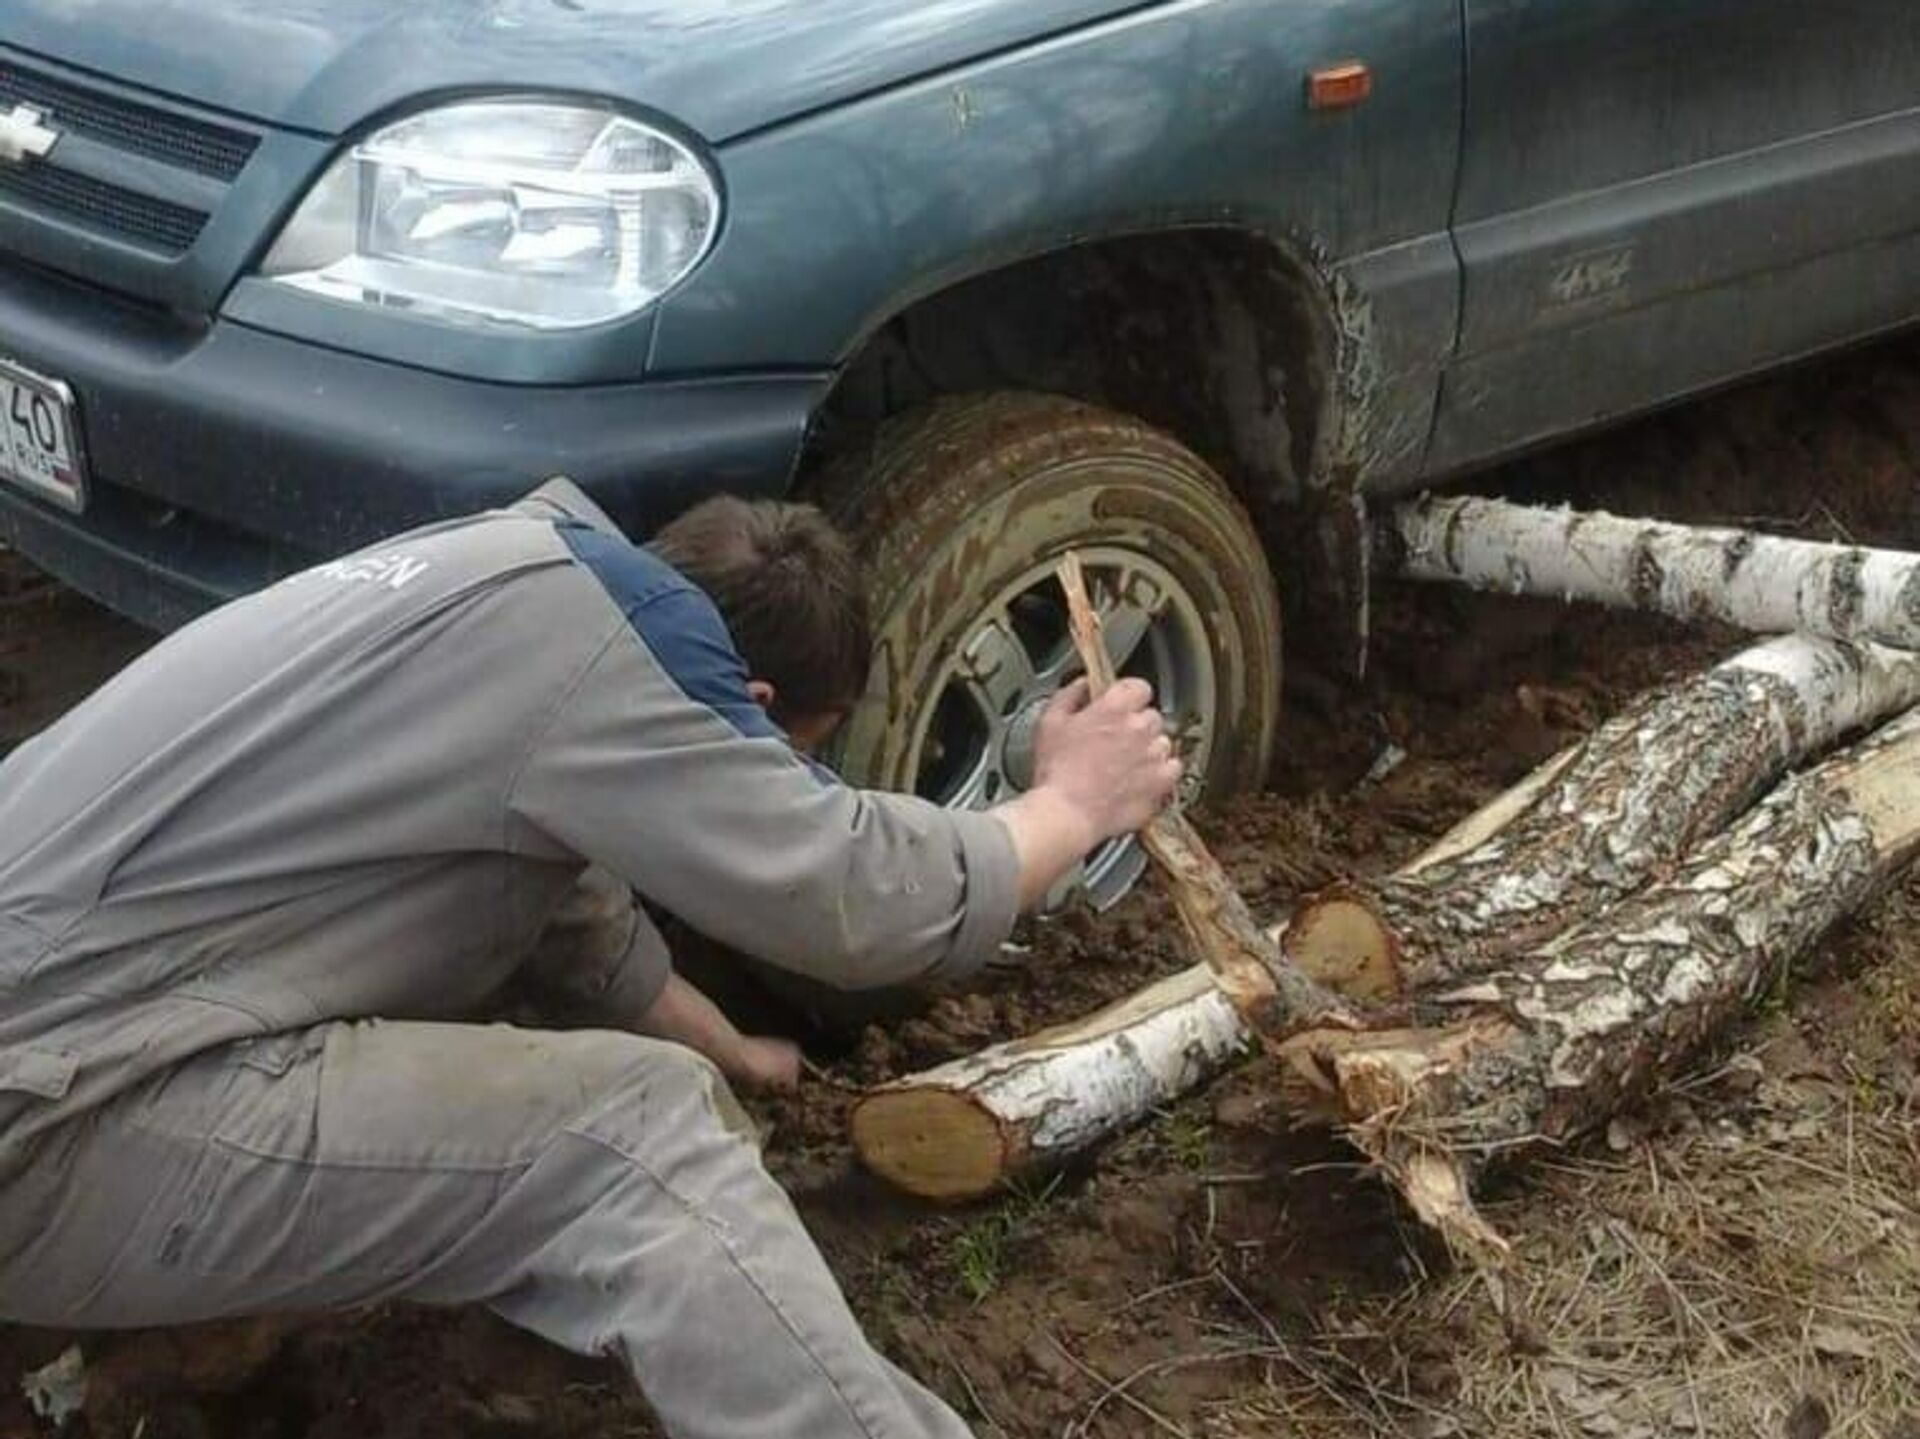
1,0,1916,904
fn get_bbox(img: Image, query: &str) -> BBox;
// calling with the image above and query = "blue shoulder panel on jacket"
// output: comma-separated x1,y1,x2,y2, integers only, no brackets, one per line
558,523,785,745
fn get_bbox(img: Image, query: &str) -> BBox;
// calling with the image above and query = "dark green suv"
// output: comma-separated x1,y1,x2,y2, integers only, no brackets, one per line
0,0,1915,901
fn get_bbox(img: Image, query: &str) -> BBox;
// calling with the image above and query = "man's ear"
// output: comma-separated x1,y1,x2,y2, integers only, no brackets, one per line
746,679,777,712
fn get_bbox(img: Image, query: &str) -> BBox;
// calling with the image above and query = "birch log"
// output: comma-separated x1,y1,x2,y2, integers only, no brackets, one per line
1283,635,1920,991
850,967,1247,1199
1390,496,1920,648
1277,706,1920,1262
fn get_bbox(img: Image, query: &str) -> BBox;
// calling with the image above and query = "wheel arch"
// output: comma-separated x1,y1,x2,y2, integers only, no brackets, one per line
797,225,1374,675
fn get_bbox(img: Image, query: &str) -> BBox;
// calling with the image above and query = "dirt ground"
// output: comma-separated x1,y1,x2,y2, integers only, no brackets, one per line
3,337,1919,1439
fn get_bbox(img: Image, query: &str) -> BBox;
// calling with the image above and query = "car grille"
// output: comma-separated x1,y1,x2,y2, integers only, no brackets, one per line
0,163,206,253
0,58,260,258
0,60,257,181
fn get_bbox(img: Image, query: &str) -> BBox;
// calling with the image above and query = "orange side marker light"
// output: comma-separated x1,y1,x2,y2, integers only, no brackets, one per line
1307,61,1373,111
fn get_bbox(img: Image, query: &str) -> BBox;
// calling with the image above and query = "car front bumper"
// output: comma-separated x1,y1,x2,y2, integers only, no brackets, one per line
0,259,828,629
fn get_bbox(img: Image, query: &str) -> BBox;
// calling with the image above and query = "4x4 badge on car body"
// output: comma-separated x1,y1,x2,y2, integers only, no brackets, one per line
0,105,60,166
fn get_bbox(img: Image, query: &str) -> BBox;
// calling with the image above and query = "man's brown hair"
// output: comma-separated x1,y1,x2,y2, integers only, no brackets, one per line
649,495,872,723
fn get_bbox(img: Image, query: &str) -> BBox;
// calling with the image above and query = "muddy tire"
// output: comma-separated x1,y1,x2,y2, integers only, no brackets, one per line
815,392,1283,907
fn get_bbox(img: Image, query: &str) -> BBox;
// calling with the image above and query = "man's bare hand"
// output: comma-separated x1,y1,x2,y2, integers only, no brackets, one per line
638,972,803,1092
1032,678,1182,841
727,1035,803,1092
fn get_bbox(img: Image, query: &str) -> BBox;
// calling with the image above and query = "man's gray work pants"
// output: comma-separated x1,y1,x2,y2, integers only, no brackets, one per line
0,1021,971,1439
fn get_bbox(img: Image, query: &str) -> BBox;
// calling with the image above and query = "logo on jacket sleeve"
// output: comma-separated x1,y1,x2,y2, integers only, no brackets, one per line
312,552,432,591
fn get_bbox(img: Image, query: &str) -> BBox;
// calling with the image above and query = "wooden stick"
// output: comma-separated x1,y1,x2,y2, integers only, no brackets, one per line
1054,552,1359,1034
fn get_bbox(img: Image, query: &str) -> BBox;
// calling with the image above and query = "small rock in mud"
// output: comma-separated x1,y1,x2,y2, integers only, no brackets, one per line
1785,1394,1832,1439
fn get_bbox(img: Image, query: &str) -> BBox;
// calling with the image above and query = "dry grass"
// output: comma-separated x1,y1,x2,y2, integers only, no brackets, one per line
1400,1095,1917,1437
1054,1072,1919,1439
1209,937,1920,1438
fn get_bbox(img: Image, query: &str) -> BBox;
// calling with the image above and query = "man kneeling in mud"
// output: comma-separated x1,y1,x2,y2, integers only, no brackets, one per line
0,479,1180,1439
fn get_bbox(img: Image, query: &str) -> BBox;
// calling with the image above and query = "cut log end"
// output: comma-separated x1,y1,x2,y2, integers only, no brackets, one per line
1282,888,1403,1001
849,1088,1016,1202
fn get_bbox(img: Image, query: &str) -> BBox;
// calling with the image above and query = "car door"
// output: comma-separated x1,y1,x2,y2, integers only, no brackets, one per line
1427,0,1920,474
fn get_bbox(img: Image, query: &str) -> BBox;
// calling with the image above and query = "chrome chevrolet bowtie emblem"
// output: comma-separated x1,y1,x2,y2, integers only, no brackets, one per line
0,104,60,166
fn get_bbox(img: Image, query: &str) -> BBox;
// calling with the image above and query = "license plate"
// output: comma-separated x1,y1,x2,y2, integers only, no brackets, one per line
0,356,86,513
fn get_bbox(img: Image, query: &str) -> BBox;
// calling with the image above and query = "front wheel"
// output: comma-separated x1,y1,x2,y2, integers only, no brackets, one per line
817,393,1283,909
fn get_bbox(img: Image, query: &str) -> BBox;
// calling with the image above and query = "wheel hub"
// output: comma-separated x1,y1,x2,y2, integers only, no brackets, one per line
999,693,1050,793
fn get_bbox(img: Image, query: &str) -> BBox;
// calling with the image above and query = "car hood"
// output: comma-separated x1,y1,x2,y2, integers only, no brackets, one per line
5,0,1157,143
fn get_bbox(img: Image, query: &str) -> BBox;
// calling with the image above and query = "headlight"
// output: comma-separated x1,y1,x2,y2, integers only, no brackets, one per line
260,100,720,331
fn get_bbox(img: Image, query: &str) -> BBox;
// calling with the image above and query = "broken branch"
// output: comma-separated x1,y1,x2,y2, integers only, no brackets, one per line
1054,551,1359,1035
849,966,1246,1200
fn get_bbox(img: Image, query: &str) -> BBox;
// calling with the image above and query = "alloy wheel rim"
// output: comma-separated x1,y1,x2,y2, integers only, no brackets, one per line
903,545,1217,909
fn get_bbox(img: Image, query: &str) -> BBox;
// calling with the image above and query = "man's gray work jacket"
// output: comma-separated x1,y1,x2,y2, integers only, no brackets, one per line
0,481,1018,1165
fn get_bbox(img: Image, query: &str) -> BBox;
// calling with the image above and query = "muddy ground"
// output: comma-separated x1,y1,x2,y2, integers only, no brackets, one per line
3,338,1918,1438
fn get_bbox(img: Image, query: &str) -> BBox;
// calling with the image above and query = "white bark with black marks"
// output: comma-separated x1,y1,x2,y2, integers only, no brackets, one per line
1280,707,1920,1261
1282,635,1920,990
854,513,1920,1214
849,967,1248,1201
1390,496,1920,649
